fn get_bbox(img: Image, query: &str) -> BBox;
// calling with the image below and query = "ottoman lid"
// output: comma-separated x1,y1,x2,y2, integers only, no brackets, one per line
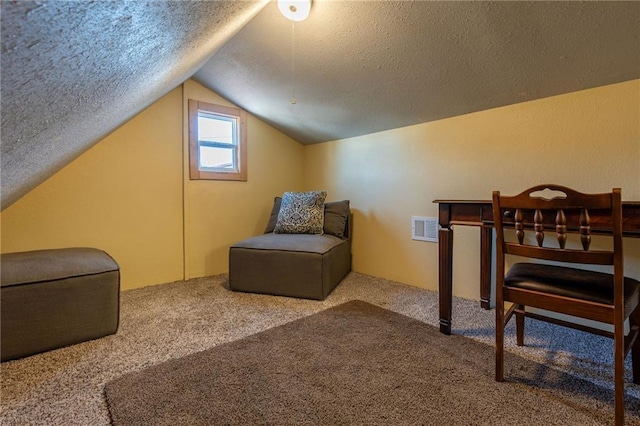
1,248,119,287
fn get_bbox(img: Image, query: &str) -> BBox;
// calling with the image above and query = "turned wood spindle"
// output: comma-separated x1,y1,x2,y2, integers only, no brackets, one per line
580,208,591,250
556,209,567,249
534,209,544,247
515,208,524,244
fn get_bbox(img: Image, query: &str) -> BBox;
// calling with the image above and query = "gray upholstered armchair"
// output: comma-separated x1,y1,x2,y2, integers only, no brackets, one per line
229,193,351,300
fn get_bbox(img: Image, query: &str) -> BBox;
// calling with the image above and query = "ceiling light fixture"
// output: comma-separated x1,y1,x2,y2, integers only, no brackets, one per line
277,0,311,22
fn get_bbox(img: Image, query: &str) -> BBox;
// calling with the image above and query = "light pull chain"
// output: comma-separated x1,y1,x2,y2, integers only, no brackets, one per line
290,19,297,105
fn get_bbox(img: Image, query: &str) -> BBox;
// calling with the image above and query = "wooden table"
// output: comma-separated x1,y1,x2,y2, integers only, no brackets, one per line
433,199,640,335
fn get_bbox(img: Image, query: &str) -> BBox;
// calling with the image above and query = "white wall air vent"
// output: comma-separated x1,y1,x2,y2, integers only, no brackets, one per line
411,216,438,242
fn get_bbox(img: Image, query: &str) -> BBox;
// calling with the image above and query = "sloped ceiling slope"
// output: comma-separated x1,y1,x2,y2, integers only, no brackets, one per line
2,1,639,212
195,1,640,144
1,0,268,211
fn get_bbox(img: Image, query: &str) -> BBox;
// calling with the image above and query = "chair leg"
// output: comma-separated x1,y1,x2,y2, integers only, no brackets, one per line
515,304,525,347
496,300,504,382
614,322,625,426
630,305,640,384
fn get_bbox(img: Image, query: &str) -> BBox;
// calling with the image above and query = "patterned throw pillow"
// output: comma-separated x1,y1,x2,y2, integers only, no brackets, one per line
274,191,327,234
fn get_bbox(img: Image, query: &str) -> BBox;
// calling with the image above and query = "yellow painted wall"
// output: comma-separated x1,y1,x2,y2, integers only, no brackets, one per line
0,88,185,289
182,80,304,278
0,80,305,289
1,79,637,297
303,80,640,300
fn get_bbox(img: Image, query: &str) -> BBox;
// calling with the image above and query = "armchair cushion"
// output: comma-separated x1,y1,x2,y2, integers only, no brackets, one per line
265,196,350,239
233,233,343,253
323,200,350,238
264,196,283,233
274,191,327,235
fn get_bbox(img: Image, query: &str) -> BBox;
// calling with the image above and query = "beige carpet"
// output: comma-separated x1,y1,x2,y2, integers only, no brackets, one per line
2,272,640,425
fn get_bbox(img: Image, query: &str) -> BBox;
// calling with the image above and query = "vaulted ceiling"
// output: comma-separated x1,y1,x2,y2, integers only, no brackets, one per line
2,1,639,211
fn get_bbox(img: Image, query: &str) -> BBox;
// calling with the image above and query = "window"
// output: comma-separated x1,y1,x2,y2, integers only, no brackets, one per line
188,99,247,181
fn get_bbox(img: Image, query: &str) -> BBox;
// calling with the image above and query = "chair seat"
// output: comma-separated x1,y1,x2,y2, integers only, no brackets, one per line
505,262,640,305
231,233,344,254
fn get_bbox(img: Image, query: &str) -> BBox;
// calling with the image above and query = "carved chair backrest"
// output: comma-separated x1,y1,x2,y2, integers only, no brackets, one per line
492,185,623,304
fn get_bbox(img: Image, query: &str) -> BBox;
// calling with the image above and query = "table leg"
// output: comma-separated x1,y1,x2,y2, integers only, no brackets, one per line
438,226,454,335
480,225,493,310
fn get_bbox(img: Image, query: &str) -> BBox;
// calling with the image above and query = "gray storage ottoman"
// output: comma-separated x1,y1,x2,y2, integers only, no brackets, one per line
229,233,351,300
1,247,120,362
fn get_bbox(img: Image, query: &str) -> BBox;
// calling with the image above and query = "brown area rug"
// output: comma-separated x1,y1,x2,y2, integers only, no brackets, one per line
104,300,640,425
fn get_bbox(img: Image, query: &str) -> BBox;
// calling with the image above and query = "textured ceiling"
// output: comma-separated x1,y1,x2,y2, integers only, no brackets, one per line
0,0,268,210
2,1,639,211
195,0,640,144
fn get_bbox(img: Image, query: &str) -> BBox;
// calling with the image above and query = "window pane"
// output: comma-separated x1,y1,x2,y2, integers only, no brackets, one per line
199,146,235,170
198,114,235,145
188,99,246,181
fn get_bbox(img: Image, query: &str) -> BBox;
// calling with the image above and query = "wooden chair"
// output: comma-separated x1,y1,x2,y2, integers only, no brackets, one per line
492,184,640,425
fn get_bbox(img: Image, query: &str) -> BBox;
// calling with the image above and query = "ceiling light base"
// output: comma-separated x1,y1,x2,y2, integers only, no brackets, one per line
278,0,311,22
